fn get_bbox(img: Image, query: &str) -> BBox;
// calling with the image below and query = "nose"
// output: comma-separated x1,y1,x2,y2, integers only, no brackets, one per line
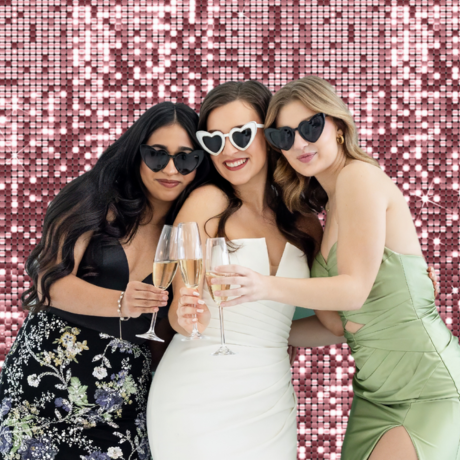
221,136,239,157
162,157,179,175
292,131,308,151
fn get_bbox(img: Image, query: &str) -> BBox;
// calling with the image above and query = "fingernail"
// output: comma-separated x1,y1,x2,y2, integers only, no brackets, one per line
192,318,197,322
197,309,204,313
193,291,199,296
214,291,220,296
198,299,205,304
211,278,216,284
163,296,168,300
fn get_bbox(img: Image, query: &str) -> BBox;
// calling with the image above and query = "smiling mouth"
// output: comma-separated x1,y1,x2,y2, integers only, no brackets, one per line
156,179,181,188
223,158,248,170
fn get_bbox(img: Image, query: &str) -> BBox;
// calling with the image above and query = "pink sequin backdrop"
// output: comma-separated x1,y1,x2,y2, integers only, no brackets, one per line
1,1,459,458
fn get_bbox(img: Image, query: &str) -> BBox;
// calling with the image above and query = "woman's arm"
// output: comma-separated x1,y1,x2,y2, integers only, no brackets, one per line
215,163,389,310
168,185,228,335
39,230,166,317
314,310,345,337
289,316,346,348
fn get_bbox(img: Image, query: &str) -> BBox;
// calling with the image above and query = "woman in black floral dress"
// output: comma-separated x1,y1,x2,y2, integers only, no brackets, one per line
0,102,209,459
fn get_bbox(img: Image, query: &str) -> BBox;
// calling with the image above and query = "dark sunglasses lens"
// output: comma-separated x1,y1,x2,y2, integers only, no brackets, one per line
140,146,169,172
265,128,295,150
203,136,223,154
299,113,325,143
175,151,203,175
232,128,252,149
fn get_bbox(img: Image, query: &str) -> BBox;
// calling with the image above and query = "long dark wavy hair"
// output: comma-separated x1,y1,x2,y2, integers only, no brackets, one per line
197,81,317,268
22,102,210,312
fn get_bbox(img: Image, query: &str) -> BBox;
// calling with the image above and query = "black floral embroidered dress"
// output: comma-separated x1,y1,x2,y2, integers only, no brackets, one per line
0,238,166,460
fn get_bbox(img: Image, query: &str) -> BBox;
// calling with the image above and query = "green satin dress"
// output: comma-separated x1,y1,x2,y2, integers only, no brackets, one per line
311,242,460,460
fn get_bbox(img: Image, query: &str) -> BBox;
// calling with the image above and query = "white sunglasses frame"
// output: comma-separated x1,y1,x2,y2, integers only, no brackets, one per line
196,121,265,156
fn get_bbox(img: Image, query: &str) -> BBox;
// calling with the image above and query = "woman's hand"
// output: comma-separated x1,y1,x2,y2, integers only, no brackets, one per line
211,265,440,307
211,265,269,307
120,281,168,318
177,287,211,335
427,266,440,298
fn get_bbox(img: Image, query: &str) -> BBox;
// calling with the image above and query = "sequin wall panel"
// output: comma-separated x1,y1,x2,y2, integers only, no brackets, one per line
1,0,459,458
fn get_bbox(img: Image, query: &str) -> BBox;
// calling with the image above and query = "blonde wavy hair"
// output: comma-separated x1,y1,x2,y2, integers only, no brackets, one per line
265,76,380,214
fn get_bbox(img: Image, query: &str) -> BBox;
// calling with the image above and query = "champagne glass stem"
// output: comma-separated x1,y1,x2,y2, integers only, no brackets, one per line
219,305,226,347
192,321,200,336
190,294,200,337
147,310,158,334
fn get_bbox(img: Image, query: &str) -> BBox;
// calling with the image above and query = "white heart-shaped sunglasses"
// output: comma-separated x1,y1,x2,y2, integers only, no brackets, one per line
196,121,265,156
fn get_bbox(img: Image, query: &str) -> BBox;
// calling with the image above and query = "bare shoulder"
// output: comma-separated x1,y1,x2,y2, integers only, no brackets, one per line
186,185,228,215
46,229,93,274
188,184,227,204
175,184,229,224
74,230,94,258
336,160,386,196
337,160,383,184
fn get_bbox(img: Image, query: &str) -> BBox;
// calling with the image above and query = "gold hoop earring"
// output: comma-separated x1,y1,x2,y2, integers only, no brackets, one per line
337,135,344,145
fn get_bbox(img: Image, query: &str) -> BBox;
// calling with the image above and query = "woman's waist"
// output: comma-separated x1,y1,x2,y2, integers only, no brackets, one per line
19,310,151,356
169,331,292,359
156,333,294,389
5,311,152,385
204,299,294,345
204,323,290,349
342,304,453,352
47,307,152,345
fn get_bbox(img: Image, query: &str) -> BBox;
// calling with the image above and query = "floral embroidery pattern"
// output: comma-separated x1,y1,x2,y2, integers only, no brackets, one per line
0,312,152,459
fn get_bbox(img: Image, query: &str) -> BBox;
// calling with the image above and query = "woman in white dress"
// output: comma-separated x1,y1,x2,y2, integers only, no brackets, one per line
146,81,343,459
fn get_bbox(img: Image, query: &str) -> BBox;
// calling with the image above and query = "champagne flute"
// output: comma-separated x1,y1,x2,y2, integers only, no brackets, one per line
205,238,236,356
177,222,206,341
136,225,178,341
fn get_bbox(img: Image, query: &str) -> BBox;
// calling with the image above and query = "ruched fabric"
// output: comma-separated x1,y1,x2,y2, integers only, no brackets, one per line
147,239,312,460
312,243,460,460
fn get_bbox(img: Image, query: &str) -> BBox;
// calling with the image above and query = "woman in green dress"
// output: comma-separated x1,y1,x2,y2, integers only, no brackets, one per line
206,76,460,460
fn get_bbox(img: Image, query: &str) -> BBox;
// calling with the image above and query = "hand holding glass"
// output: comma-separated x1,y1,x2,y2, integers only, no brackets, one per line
136,225,178,341
177,222,206,340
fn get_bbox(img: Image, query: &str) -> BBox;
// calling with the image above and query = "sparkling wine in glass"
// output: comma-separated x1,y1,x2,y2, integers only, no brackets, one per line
177,222,206,341
136,225,178,341
205,238,236,356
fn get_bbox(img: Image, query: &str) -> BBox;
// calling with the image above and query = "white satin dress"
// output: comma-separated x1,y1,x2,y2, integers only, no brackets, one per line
147,238,311,460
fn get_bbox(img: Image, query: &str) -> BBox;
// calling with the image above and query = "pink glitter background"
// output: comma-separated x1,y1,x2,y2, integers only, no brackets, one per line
1,1,459,458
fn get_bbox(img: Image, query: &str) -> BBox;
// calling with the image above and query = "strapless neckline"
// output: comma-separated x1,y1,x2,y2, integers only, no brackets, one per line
147,242,305,460
229,238,294,278
316,240,426,267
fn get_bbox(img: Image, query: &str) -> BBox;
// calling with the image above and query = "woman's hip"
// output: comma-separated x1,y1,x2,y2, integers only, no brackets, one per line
0,311,153,458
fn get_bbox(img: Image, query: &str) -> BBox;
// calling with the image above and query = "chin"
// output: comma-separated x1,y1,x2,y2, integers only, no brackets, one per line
290,159,324,177
217,164,263,186
150,186,185,203
221,172,253,187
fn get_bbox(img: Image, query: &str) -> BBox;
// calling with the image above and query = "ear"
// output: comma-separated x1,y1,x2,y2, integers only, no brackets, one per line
328,115,345,135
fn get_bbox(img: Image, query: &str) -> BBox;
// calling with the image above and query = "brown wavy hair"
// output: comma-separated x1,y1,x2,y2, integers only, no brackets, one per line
265,76,380,214
198,80,318,268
